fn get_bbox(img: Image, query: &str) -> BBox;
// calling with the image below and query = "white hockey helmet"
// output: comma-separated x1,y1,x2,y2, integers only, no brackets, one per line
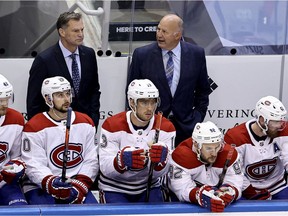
192,121,223,150
127,79,160,106
41,76,71,108
255,96,287,122
0,74,14,103
127,79,160,123
128,79,159,100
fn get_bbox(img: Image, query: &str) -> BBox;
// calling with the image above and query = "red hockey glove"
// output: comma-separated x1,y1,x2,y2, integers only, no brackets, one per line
114,146,146,173
42,175,71,200
243,184,272,200
214,184,236,206
249,189,271,200
1,159,26,184
196,185,225,212
68,179,89,204
149,142,168,171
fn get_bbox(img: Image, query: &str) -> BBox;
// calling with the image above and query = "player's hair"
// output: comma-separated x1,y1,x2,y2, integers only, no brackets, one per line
56,11,82,31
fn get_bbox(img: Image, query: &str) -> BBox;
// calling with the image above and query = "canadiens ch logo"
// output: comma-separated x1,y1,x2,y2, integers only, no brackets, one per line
50,143,83,169
245,157,277,180
0,142,8,162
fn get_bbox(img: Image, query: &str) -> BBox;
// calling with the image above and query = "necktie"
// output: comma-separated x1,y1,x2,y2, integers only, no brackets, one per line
70,53,80,95
166,51,174,88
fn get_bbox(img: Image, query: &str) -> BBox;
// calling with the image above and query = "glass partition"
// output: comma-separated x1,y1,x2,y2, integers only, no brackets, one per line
0,0,287,58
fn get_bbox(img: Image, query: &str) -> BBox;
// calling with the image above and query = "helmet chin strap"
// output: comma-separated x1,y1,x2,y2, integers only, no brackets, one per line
52,107,67,120
131,106,149,124
129,99,152,124
192,143,209,164
196,150,209,164
256,119,268,136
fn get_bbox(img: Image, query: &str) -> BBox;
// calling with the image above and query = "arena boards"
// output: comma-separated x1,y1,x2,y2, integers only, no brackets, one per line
0,201,288,215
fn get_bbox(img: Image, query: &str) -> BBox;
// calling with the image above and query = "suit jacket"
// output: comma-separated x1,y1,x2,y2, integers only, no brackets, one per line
27,43,101,127
128,41,210,143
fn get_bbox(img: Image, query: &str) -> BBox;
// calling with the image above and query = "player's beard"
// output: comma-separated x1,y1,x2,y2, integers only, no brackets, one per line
136,111,153,123
0,106,8,116
54,103,69,114
200,155,217,164
266,129,279,139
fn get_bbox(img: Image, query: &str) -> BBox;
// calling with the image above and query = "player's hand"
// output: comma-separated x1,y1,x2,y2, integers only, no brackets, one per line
67,179,88,204
114,146,146,173
214,184,236,206
149,142,168,171
1,159,26,184
243,184,272,200
196,185,225,212
249,189,271,200
42,175,71,200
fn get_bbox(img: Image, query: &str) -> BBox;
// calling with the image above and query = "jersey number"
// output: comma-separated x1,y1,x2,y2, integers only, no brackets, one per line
169,165,183,179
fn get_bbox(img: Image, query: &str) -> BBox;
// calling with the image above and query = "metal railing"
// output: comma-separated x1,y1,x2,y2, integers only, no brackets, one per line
23,1,104,56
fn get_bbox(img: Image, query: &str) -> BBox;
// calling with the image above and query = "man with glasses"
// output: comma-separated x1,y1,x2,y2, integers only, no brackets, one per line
224,95,288,200
21,76,99,204
168,121,243,212
98,79,175,203
0,74,27,205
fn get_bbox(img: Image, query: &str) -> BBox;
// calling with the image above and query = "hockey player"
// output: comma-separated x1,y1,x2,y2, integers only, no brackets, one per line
0,74,27,205
224,95,288,200
169,121,243,213
21,76,99,204
98,79,176,203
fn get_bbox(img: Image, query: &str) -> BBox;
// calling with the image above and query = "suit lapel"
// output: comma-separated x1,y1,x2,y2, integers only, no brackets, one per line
54,44,73,84
152,46,172,96
78,46,87,90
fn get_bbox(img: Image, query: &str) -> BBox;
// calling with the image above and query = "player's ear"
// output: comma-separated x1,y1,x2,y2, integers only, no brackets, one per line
59,28,65,37
192,140,198,149
45,95,53,106
129,99,136,109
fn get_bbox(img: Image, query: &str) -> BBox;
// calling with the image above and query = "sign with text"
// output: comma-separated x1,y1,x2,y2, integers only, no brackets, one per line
109,22,158,41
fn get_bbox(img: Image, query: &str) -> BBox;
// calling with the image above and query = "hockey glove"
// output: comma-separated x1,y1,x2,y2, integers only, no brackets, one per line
250,189,271,200
42,175,71,200
196,185,225,212
114,146,146,173
243,184,271,200
149,142,168,171
214,184,236,206
68,179,89,204
1,159,26,184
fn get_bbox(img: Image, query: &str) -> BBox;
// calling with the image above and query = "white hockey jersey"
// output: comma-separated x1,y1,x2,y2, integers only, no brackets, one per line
0,108,24,188
98,111,175,195
224,119,288,195
168,138,243,203
21,111,99,192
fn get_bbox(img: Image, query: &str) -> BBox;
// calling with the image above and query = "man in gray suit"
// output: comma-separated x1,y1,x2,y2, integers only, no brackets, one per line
27,12,100,128
128,14,210,146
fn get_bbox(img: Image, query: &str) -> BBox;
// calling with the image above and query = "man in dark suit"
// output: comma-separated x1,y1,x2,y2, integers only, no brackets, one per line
27,12,100,128
128,14,210,146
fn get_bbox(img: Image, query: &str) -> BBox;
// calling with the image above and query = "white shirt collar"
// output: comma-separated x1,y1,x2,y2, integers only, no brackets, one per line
58,40,79,58
162,42,181,57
